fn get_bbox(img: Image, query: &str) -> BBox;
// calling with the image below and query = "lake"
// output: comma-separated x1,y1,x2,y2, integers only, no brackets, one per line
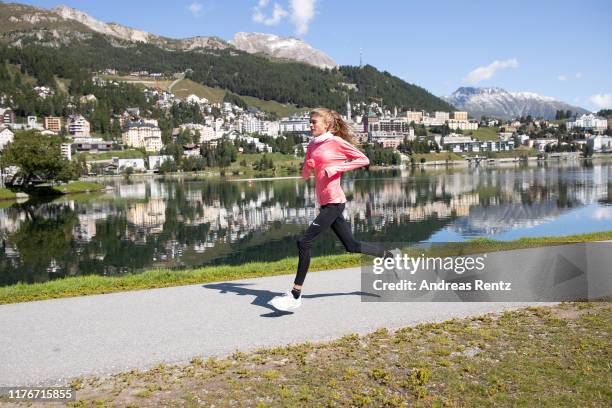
1,159,611,287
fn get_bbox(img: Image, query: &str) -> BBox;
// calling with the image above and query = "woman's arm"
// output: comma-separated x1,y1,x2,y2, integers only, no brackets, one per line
324,139,370,178
301,146,313,180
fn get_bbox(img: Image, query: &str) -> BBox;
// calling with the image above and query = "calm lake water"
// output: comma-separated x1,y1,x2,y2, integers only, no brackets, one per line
1,160,611,287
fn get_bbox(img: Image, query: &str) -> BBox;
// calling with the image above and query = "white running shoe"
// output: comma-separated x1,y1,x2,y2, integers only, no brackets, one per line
270,291,302,311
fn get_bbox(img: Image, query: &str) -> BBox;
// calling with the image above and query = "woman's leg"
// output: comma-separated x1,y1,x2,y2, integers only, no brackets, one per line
294,204,344,287
331,204,386,258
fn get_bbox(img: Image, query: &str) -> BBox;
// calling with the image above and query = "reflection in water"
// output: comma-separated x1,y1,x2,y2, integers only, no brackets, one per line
1,161,611,286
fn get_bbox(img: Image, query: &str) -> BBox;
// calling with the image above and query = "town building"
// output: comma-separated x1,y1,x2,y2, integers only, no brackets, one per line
67,115,91,137
451,111,468,121
566,114,608,133
403,110,423,124
44,117,62,133
447,119,479,131
0,108,16,124
0,126,14,150
122,120,163,152
72,137,113,152
280,115,310,134
587,134,612,153
60,143,72,161
148,155,174,170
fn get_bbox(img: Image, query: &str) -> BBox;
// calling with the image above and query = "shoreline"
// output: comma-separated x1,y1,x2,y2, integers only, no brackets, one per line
1,231,610,305
0,182,106,202
77,154,612,182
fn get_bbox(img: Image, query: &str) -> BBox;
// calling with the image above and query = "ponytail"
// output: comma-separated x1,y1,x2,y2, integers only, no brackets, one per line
310,107,355,145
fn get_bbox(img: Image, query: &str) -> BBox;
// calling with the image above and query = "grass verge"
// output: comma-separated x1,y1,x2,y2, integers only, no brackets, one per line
75,150,145,161
15,301,608,407
1,231,611,305
0,187,17,200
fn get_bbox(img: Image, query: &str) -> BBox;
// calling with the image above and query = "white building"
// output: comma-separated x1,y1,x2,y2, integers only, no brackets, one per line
186,94,209,105
122,120,163,152
567,114,608,133
434,111,450,121
260,120,280,137
148,155,174,170
180,123,217,143
447,120,479,131
60,143,72,161
403,110,423,124
421,115,445,127
0,126,14,150
280,115,310,133
241,116,261,134
114,158,147,171
587,134,612,152
68,115,91,137
441,135,478,153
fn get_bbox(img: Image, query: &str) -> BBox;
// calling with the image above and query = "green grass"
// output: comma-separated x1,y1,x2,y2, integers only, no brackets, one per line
0,188,17,200
463,146,539,159
167,79,308,117
75,150,146,161
99,74,173,90
1,231,611,305
410,152,464,162
51,301,611,407
226,152,304,177
170,78,226,103
240,95,309,117
466,127,500,141
51,181,106,194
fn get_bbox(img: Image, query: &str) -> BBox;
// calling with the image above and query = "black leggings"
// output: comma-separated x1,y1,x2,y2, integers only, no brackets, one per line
294,203,385,286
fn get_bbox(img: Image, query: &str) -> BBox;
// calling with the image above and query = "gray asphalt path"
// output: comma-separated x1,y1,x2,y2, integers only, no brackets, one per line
0,267,551,387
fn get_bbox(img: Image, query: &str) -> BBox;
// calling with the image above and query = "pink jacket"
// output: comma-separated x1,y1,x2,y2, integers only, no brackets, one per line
301,132,370,205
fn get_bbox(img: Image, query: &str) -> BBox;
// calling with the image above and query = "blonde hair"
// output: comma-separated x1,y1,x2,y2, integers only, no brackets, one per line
310,107,355,145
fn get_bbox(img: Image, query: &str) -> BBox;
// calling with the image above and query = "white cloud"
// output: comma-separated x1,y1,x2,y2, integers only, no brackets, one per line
558,74,568,81
187,2,203,16
589,94,612,109
252,1,288,26
252,0,317,36
575,72,583,79
290,0,316,36
463,58,519,85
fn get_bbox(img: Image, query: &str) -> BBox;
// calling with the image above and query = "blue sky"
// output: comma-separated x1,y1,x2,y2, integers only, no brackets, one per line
16,0,612,111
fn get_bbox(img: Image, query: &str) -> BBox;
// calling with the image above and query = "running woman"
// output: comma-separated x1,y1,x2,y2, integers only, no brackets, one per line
270,107,396,311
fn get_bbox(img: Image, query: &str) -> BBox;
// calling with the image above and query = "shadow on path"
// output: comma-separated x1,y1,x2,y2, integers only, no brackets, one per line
202,282,379,317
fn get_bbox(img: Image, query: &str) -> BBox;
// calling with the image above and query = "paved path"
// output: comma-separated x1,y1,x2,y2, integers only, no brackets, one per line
0,266,554,387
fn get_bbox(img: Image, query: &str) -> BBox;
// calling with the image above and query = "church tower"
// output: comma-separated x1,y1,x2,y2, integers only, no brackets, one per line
346,95,352,121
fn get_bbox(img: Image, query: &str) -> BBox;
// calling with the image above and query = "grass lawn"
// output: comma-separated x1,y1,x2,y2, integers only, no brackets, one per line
45,301,611,407
168,79,308,117
467,127,500,141
0,188,17,200
410,152,464,162
75,150,146,161
51,181,107,194
99,74,173,90
461,146,538,159
1,231,610,305
170,79,226,103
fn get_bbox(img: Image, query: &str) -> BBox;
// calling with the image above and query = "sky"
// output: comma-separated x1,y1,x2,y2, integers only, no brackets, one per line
14,0,612,111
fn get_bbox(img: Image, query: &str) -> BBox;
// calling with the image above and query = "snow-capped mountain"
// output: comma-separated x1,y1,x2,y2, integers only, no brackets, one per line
445,87,589,120
230,32,338,70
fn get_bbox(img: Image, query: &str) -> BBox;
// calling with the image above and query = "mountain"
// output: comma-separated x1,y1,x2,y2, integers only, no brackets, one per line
230,32,337,70
445,87,589,120
0,2,453,113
